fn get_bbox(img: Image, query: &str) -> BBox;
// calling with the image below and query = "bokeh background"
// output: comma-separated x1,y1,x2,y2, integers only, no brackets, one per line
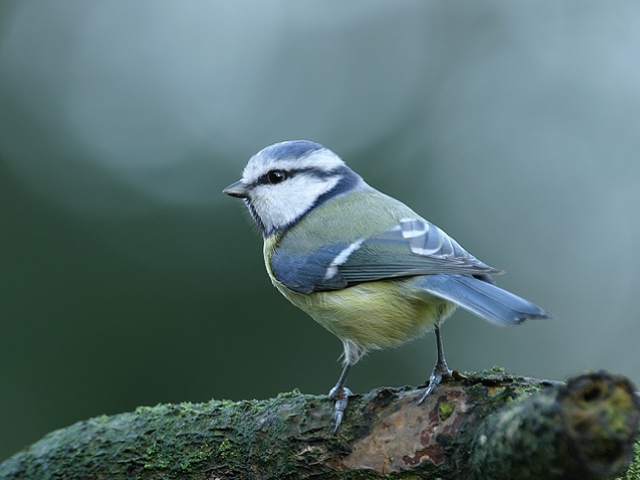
2,0,639,461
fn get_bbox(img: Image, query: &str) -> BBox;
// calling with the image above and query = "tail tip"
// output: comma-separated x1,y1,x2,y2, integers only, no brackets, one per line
518,309,556,324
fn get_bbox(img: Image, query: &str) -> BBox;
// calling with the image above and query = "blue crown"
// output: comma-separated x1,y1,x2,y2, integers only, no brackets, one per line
260,140,324,160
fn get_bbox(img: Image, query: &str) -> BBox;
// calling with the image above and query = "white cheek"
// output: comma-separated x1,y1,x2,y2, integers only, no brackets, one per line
252,176,339,233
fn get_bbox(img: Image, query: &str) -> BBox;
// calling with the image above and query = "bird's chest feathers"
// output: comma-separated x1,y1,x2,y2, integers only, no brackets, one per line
265,236,449,348
261,196,452,349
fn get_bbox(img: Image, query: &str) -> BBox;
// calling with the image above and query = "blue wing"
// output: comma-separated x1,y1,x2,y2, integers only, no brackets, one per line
271,218,501,294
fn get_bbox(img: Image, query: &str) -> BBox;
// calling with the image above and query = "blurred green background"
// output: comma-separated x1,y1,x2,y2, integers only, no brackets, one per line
2,0,640,462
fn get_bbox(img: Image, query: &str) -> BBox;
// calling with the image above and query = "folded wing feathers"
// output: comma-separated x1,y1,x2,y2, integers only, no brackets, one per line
399,218,496,271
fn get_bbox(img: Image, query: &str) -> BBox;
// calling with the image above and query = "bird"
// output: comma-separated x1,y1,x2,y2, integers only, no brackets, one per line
223,140,553,431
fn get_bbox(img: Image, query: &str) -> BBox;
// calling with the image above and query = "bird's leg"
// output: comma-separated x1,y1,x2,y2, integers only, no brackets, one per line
328,363,353,433
418,324,452,404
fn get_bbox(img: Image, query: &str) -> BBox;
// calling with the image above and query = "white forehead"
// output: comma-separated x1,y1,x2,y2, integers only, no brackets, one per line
242,142,345,184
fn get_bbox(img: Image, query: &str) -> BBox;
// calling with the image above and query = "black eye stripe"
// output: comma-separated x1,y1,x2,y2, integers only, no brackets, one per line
254,166,345,187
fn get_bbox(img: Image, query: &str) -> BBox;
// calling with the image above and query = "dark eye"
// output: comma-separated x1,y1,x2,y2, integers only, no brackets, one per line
266,170,287,184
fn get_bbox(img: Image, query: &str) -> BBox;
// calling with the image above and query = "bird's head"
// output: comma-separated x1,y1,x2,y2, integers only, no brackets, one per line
224,140,363,236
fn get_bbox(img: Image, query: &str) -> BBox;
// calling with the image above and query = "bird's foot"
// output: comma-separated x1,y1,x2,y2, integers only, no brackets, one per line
418,362,452,404
328,385,353,433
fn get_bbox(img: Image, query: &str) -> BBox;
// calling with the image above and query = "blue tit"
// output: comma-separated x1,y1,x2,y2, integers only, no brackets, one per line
224,140,553,431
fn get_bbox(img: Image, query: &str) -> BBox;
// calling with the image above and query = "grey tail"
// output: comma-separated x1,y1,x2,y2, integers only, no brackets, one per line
415,274,554,326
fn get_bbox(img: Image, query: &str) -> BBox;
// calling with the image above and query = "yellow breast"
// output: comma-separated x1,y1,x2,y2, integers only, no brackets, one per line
263,234,456,360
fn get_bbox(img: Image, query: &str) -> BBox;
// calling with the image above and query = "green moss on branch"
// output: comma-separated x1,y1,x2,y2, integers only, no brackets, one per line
1,370,638,479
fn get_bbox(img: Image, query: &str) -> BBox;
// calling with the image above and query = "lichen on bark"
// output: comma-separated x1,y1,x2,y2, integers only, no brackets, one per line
1,370,638,480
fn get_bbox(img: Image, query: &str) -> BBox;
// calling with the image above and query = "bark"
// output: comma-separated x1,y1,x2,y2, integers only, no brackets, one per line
0,369,638,480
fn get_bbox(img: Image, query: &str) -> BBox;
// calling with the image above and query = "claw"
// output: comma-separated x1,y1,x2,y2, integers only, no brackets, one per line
329,386,353,433
418,324,453,404
418,366,452,404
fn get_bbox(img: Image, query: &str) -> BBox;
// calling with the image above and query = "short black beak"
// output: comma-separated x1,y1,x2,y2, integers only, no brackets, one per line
223,181,249,198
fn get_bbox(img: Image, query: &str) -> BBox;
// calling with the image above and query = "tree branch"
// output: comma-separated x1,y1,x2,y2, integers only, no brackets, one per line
1,370,638,479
